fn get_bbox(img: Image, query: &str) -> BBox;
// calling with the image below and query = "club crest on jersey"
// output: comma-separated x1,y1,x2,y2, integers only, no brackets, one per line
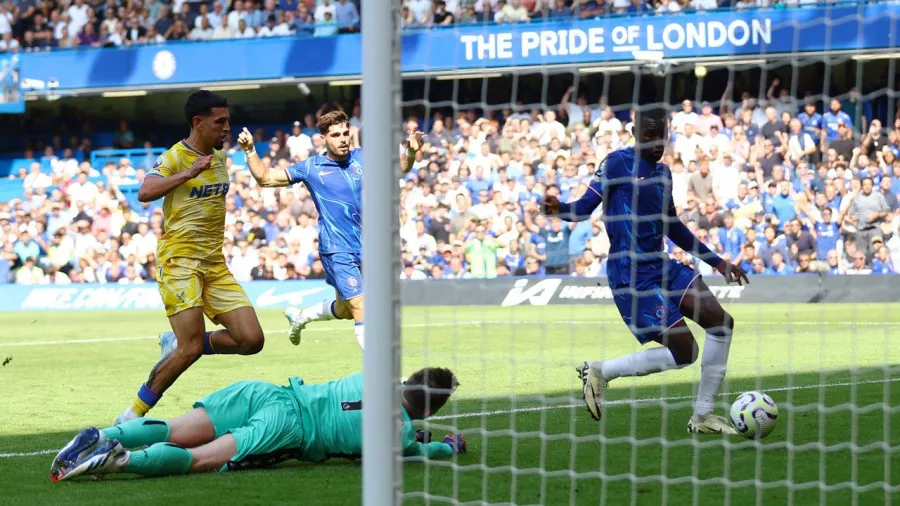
349,162,362,178
347,276,360,289
653,305,666,320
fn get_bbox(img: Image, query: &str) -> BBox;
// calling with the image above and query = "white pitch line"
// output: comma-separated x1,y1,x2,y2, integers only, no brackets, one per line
3,376,896,459
429,376,900,421
3,320,897,347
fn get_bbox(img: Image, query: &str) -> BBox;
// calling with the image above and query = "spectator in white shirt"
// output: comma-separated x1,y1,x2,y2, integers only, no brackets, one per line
23,163,51,191
591,107,623,138
256,14,279,37
227,0,249,30
287,121,314,160
405,0,431,24
671,99,699,135
233,18,256,38
495,0,529,23
0,4,12,36
315,0,337,21
67,0,90,36
674,123,703,164
400,262,428,280
691,0,718,9
212,23,233,39
0,31,19,51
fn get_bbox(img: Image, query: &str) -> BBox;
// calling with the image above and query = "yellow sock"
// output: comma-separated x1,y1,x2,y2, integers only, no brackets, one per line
132,398,151,417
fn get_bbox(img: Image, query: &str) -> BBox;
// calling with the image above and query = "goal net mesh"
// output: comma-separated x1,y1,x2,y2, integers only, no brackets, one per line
393,9,900,506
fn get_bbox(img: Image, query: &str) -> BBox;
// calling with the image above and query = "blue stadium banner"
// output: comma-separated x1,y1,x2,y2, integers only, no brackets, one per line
0,54,24,113
20,6,898,91
0,280,333,312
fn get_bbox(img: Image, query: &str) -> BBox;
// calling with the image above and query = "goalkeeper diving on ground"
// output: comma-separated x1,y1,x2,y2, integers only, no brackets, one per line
541,105,749,435
49,367,465,481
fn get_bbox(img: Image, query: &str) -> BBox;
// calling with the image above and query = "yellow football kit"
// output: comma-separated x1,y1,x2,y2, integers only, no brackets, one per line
147,140,251,320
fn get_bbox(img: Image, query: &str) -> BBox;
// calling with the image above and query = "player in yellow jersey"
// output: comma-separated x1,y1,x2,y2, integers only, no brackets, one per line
114,91,266,425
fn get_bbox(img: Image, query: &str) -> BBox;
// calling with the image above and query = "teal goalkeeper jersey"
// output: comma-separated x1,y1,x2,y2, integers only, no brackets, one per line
288,373,453,462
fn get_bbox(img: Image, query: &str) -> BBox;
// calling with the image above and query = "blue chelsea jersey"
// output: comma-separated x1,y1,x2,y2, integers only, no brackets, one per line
286,149,363,254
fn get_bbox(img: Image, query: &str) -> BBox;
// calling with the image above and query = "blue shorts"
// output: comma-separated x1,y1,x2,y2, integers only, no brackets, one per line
322,252,363,301
612,259,701,344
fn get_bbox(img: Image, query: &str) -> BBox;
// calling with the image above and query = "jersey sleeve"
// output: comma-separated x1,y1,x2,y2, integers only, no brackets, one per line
557,156,605,222
146,152,176,179
285,157,313,184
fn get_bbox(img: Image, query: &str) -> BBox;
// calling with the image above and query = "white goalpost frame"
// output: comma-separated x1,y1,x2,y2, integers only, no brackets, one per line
361,0,403,503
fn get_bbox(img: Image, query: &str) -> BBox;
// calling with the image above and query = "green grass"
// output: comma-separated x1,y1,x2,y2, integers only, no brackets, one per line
2,304,900,505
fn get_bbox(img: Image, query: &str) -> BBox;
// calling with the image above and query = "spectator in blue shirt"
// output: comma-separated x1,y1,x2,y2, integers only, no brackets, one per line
822,98,853,143
797,101,823,145
814,207,840,261
871,244,895,274
717,212,746,260
542,217,572,275
13,231,41,264
771,181,797,231
758,226,790,268
334,0,359,32
766,250,792,276
0,254,9,283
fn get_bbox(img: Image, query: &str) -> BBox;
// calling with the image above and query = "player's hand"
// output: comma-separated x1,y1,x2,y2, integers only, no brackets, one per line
442,434,467,454
416,430,432,444
186,154,213,179
237,127,255,153
407,130,424,154
716,261,749,286
540,195,561,215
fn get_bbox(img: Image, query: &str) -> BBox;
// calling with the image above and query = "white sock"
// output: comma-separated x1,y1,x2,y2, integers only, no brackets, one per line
304,299,337,322
590,347,679,381
694,330,732,419
354,323,364,349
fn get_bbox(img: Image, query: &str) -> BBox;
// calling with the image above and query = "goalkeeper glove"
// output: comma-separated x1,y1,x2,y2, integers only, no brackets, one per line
415,430,432,444
442,434,467,454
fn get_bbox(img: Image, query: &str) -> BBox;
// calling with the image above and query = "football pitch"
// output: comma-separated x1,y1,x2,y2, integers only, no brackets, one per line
1,303,900,505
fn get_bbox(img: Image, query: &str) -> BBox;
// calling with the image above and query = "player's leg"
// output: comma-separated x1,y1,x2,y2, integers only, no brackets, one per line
51,408,217,481
200,261,265,354
679,277,738,434
116,306,208,424
286,252,364,348
579,283,696,421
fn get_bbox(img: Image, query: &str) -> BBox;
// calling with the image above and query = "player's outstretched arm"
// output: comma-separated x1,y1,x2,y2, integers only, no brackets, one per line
138,154,212,202
541,188,602,222
666,201,749,285
237,127,291,187
402,130,425,173
403,431,465,459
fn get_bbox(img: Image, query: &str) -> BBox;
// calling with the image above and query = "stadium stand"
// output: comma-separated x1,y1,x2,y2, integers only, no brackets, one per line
0,0,873,53
2,74,900,284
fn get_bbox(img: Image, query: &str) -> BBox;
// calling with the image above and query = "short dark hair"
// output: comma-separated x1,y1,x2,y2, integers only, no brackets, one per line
402,367,459,420
317,110,349,135
184,90,228,127
635,106,668,139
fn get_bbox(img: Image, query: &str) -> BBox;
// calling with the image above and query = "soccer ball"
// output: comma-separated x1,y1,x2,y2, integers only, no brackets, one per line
729,391,778,439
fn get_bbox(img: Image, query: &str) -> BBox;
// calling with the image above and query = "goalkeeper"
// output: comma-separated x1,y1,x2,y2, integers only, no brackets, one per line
50,367,465,481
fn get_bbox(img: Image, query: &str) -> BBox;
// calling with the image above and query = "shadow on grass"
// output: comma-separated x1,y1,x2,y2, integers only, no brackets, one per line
1,367,899,506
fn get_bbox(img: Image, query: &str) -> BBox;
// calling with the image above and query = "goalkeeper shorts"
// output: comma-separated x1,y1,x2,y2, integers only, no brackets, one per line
194,380,305,465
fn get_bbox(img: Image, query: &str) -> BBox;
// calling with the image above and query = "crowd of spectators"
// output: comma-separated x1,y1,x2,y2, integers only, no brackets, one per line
0,0,869,53
3,79,900,284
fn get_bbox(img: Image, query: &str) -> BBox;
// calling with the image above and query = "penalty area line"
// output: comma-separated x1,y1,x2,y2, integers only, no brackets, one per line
4,377,896,459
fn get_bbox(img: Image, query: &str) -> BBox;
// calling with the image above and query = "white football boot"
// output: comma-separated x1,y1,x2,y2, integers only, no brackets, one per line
50,427,107,479
284,307,310,346
687,413,738,435
159,331,178,361
577,361,608,421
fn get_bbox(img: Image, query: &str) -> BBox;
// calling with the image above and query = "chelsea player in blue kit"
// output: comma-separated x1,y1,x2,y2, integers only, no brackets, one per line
541,107,749,434
50,367,465,481
237,110,423,349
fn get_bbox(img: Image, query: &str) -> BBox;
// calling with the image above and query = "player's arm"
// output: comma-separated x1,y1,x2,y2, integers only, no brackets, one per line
237,127,291,187
138,154,212,202
541,161,605,221
666,198,749,285
403,430,465,459
401,130,425,173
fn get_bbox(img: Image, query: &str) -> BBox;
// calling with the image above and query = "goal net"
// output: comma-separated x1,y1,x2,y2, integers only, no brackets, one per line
374,5,900,506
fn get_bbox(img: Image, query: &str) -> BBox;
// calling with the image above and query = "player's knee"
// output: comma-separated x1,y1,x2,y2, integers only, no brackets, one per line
671,339,698,366
238,332,265,355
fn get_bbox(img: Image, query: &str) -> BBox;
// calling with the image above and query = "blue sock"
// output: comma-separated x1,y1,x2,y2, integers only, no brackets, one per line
133,384,161,416
203,332,216,355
